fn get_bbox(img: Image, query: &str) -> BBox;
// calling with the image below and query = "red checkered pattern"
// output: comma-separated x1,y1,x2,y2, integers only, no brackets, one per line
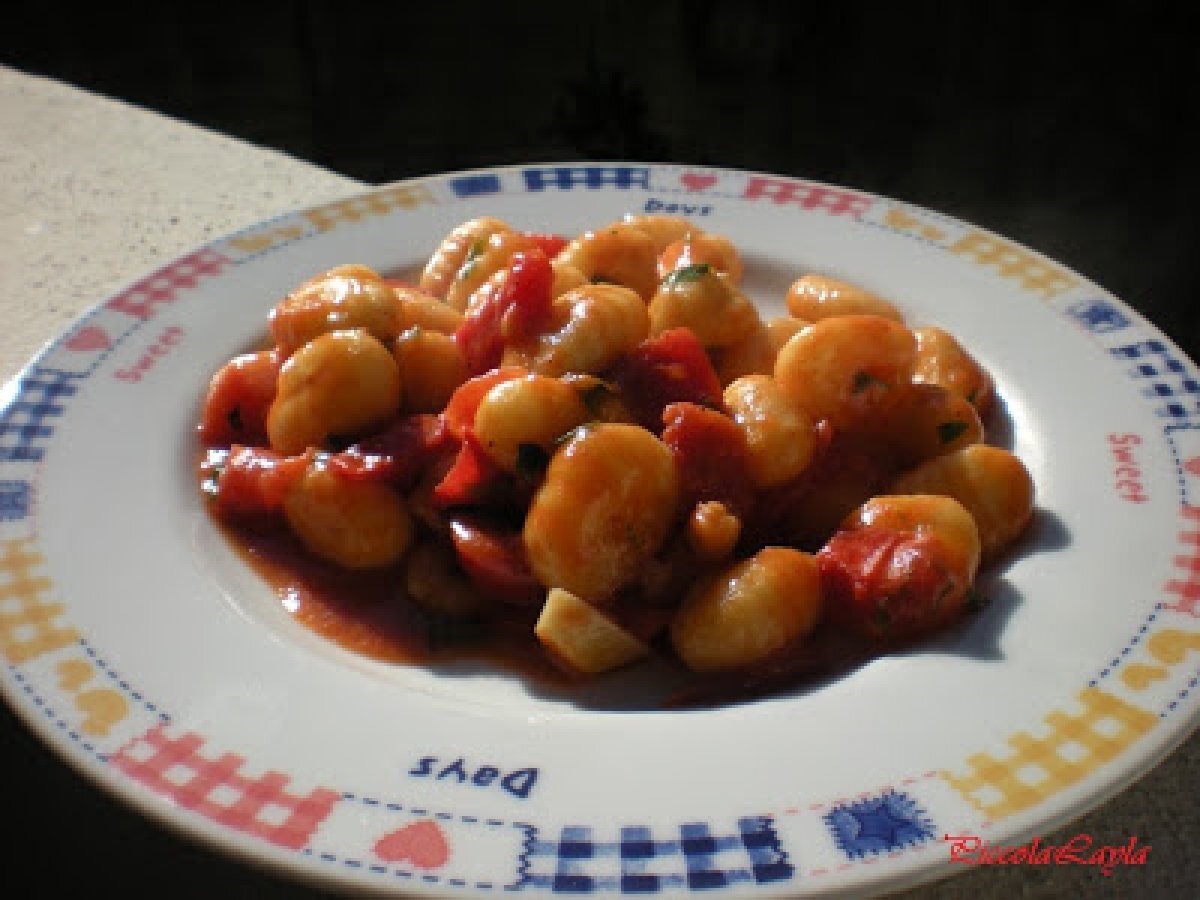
106,249,229,320
1164,505,1200,617
741,176,874,218
110,724,340,850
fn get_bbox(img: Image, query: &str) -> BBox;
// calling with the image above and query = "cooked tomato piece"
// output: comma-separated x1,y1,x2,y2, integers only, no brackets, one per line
607,327,723,431
326,414,448,489
454,249,553,374
817,526,968,642
522,231,568,259
449,515,543,605
211,445,309,521
431,432,505,509
660,401,755,519
198,350,281,446
441,367,527,440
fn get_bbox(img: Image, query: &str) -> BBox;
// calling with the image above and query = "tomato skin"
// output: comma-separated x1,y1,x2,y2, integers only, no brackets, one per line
661,402,755,518
213,445,309,521
199,350,281,446
430,432,497,508
817,526,964,642
449,514,543,605
441,367,528,440
454,249,553,375
522,231,568,259
607,327,723,432
325,414,448,489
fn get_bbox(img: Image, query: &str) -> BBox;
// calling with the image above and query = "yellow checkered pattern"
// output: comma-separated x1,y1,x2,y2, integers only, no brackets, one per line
950,230,1078,299
0,538,78,663
942,687,1157,819
304,184,436,232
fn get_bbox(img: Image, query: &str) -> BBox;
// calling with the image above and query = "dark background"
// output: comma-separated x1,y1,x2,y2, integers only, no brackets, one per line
3,4,1199,897
5,3,1198,361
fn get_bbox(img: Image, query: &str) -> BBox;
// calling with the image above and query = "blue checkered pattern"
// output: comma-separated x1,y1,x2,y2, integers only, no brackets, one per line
824,790,934,859
0,367,83,463
518,817,792,893
1067,297,1130,334
1111,340,1200,420
522,166,651,193
450,173,503,197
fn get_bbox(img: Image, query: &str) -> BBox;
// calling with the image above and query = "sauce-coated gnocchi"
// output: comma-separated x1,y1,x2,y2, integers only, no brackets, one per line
198,214,1037,703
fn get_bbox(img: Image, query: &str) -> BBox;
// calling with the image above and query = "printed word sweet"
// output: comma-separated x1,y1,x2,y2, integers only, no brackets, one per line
114,325,183,383
408,755,539,799
945,833,1150,876
1109,433,1149,503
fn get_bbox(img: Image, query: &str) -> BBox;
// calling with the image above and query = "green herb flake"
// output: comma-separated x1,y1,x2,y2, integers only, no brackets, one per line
457,239,487,281
515,442,551,477
579,381,616,416
937,420,969,444
966,586,990,613
664,263,712,286
852,370,886,394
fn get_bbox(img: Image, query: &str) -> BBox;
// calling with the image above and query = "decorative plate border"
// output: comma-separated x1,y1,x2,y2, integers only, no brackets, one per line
3,163,1198,896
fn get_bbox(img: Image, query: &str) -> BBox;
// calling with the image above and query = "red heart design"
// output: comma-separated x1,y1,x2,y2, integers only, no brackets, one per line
680,172,717,192
65,325,111,351
373,820,450,869
1185,457,1200,477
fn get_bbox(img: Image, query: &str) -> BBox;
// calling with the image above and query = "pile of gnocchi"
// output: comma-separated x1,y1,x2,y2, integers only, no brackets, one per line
198,214,1034,695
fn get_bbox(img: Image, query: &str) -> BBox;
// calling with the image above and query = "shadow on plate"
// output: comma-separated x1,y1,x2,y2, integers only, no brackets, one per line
423,507,1071,715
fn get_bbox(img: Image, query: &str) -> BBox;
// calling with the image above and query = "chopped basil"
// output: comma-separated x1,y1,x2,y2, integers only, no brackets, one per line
966,586,989,613
199,448,229,498
589,274,621,286
937,420,969,444
578,381,616,417
457,238,487,281
852,370,886,394
515,442,550,476
663,263,712,286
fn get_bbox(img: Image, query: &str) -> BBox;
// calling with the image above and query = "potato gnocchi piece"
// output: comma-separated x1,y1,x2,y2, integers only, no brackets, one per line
657,231,744,284
671,547,822,673
555,221,660,301
392,327,467,414
267,329,401,455
270,264,403,357
912,326,995,417
888,444,1034,559
774,314,916,427
283,462,412,569
504,283,648,377
723,375,816,489
647,267,760,349
419,216,513,299
523,423,679,603
445,229,539,311
786,273,904,322
472,373,589,473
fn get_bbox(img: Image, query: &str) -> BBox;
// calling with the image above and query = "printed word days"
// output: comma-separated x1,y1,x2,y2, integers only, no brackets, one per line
643,198,713,217
408,755,539,800
114,325,183,383
1109,433,1149,503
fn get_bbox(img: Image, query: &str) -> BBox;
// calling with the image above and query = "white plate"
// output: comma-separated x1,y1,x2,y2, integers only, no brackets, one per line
2,163,1196,897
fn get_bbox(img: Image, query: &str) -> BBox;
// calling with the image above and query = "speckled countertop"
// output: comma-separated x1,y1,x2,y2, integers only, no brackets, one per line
1,64,1196,899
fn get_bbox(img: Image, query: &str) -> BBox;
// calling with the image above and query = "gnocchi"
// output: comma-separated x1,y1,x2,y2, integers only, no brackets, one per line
198,213,1037,703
